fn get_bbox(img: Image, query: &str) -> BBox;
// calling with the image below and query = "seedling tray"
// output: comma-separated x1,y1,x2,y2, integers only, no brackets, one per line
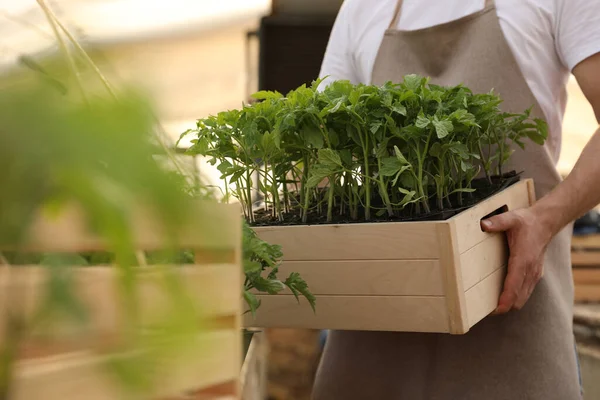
244,179,535,334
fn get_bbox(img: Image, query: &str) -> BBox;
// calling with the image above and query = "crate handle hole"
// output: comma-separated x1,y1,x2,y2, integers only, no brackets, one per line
480,204,508,232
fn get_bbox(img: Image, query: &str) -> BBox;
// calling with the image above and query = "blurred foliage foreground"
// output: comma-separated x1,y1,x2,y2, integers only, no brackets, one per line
0,2,315,396
0,63,216,398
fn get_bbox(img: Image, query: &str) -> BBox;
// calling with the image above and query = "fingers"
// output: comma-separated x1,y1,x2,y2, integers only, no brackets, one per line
514,260,544,309
495,257,544,314
480,211,517,233
494,253,526,314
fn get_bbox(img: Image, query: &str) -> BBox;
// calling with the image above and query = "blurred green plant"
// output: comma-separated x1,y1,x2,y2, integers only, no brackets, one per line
0,2,217,398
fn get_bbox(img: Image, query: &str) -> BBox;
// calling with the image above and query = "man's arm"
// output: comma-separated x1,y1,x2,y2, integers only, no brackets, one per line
534,53,600,233
481,52,600,314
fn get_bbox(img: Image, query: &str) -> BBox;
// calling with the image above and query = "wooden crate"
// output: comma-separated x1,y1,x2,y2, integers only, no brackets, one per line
244,179,535,334
571,234,600,302
0,201,243,400
240,332,268,400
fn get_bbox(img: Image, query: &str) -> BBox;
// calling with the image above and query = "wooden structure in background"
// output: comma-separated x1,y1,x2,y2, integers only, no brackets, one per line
0,201,242,400
571,234,600,302
240,332,268,400
246,180,534,334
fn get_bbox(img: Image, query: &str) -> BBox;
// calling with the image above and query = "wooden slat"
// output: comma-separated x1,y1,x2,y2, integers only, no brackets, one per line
453,179,533,254
575,284,600,302
12,329,239,400
3,200,241,253
240,332,267,400
251,260,443,296
180,380,238,400
243,295,449,332
573,269,600,284
572,234,600,250
460,233,507,291
573,304,600,326
437,222,468,334
465,267,506,329
0,265,241,348
253,221,441,261
572,252,600,267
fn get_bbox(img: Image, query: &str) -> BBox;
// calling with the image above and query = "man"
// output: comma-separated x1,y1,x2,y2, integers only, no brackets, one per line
314,0,600,399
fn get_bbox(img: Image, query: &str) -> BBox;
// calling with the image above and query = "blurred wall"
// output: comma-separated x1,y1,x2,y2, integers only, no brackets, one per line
560,77,598,176
94,19,259,145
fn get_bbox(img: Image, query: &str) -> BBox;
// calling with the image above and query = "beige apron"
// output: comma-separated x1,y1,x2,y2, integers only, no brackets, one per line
312,1,580,399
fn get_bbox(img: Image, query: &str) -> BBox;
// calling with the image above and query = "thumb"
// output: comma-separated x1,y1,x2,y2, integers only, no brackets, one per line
481,212,516,233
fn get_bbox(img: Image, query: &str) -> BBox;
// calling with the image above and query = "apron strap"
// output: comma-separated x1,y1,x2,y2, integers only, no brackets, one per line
388,0,404,29
388,0,496,30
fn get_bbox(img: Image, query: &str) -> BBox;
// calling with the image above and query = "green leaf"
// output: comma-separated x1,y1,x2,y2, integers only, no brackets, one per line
250,275,286,295
243,290,261,317
391,166,411,186
318,148,343,168
244,259,263,274
380,157,404,177
404,74,426,92
392,103,407,116
393,145,409,164
306,165,336,188
251,90,283,100
375,138,390,159
216,159,233,175
328,98,346,114
285,272,316,313
433,117,453,139
416,115,430,129
451,188,476,194
302,125,324,149
429,142,442,158
370,121,383,134
397,188,418,208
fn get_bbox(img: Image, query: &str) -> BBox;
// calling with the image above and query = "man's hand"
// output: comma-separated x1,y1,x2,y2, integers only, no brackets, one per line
480,207,552,314
478,52,600,315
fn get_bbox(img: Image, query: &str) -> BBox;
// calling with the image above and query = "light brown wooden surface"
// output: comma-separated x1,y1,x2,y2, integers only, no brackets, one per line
12,330,239,400
572,252,600,267
254,222,441,260
464,267,506,328
437,222,468,334
1,199,243,399
460,233,507,291
244,295,449,332
573,269,600,284
0,265,240,345
453,179,533,254
575,284,600,302
250,260,443,296
572,234,600,250
240,332,268,400
2,201,241,253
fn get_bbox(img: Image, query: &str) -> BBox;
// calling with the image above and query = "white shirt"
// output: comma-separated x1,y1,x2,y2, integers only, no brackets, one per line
318,0,600,163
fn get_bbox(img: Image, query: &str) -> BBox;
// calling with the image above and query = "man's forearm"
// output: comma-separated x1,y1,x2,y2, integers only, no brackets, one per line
532,126,600,237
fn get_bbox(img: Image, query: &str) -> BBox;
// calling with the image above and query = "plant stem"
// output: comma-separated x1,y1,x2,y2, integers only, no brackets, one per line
263,163,271,217
326,177,335,222
37,0,88,104
416,138,431,214
478,141,492,184
357,127,372,220
302,186,311,224
377,158,394,217
300,155,309,221
282,172,290,214
437,159,444,211
246,171,254,223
